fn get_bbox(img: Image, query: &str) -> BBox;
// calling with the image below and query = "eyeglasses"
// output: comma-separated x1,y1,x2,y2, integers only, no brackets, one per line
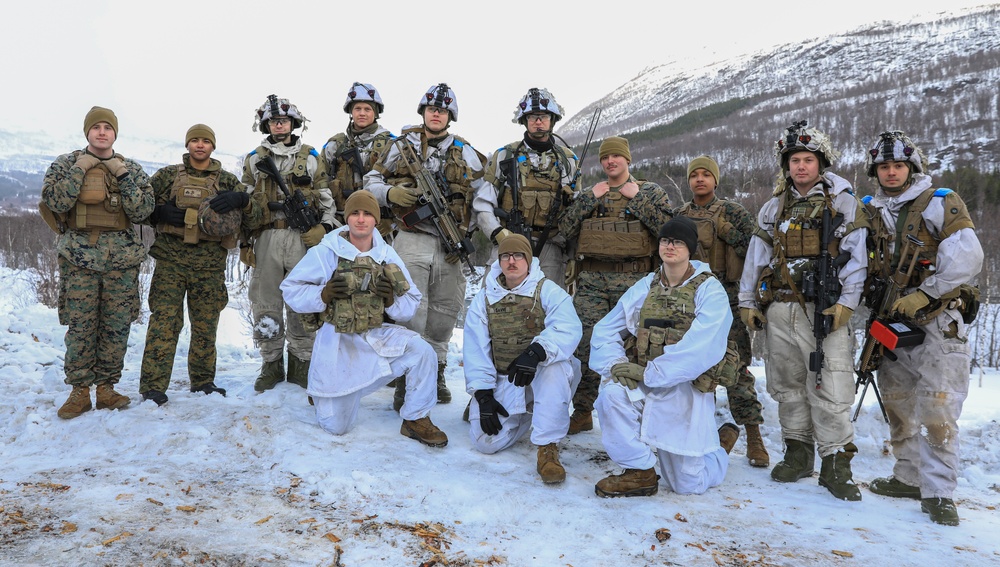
426,107,450,115
526,114,550,122
269,117,291,125
659,238,687,248
499,252,526,262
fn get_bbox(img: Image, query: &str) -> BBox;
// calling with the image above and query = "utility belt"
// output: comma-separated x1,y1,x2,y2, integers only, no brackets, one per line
580,256,652,273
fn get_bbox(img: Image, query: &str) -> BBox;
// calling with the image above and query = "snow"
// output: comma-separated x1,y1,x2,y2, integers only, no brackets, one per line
1,265,999,566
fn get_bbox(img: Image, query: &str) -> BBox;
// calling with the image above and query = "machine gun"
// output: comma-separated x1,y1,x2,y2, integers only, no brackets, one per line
256,156,320,232
806,205,850,389
493,156,532,241
393,139,476,271
852,234,926,422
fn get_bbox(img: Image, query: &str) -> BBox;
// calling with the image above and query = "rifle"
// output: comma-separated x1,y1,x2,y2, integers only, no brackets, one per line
852,234,925,422
806,205,850,389
393,138,477,271
256,156,320,232
493,155,531,240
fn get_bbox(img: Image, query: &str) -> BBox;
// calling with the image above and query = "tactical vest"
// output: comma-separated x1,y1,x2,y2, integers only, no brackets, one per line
629,271,739,392
893,188,974,287
486,279,546,372
859,195,894,306
497,143,570,230
251,145,322,227
65,164,131,234
158,165,234,247
771,191,840,290
576,183,657,262
328,131,393,213
675,199,745,283
320,255,386,334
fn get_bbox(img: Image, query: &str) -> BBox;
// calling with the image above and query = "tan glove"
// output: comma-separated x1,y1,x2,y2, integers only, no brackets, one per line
892,290,931,319
103,156,129,178
301,224,326,247
821,303,853,332
740,307,767,331
321,274,350,304
374,275,396,308
388,185,419,207
74,153,101,172
610,362,645,390
491,227,512,245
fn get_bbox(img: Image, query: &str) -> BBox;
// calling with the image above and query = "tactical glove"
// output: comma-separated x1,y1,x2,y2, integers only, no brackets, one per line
73,153,101,172
507,342,546,387
103,156,129,179
267,201,285,211
821,303,853,332
892,290,931,319
152,201,187,227
445,252,461,264
610,362,645,390
474,389,508,436
491,227,512,246
388,185,419,207
301,224,326,247
321,274,350,304
375,275,396,308
209,191,250,214
740,307,767,331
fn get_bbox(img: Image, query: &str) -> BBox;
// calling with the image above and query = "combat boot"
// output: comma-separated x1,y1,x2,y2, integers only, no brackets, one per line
770,438,815,483
536,443,566,484
818,443,861,501
95,383,131,411
437,361,451,404
57,386,92,419
744,424,770,467
286,353,310,389
719,423,740,454
869,476,921,500
921,497,960,526
462,399,471,422
595,468,659,498
254,355,285,392
390,377,406,412
400,416,448,447
568,410,593,435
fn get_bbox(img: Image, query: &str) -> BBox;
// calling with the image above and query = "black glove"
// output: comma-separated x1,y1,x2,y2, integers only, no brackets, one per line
267,201,285,211
375,276,395,308
475,389,508,436
209,191,250,214
321,274,351,304
152,200,186,227
506,342,546,387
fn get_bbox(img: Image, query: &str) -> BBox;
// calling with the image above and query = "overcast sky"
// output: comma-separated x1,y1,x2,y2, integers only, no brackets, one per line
4,0,992,160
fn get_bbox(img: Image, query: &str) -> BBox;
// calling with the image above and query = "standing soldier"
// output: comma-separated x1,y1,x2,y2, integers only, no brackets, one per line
242,95,334,393
863,131,982,526
673,156,769,467
364,83,493,409
322,83,395,234
557,136,672,435
138,124,261,405
481,87,578,289
40,106,154,419
738,121,868,501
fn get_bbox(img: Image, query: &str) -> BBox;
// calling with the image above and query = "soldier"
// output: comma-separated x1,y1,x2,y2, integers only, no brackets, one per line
591,217,736,497
557,136,672,435
242,95,334,393
863,131,983,526
364,83,493,409
138,124,261,405
40,106,154,419
322,83,395,233
738,121,868,501
463,234,583,484
673,156,769,467
280,191,448,447
481,87,578,288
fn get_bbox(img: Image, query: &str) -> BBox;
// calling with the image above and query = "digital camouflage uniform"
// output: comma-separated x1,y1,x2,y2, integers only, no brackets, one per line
139,155,261,394
42,150,154,388
558,175,672,415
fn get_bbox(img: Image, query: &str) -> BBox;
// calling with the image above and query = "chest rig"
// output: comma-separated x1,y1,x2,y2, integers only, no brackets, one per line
772,191,840,290
576,183,657,263
321,255,386,334
676,199,745,283
486,279,546,372
159,165,233,246
66,163,131,240
252,145,321,228
497,143,569,230
328,131,393,212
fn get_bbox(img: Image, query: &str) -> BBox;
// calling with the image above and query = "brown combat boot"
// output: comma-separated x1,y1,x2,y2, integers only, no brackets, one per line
95,383,131,410
400,416,448,447
57,386,92,419
744,424,770,467
536,443,566,484
568,410,593,435
719,423,739,454
595,467,659,498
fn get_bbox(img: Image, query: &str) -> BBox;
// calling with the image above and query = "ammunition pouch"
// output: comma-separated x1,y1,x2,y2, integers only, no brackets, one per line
576,219,656,262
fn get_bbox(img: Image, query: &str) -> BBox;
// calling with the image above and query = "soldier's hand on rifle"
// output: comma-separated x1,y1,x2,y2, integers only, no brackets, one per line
267,201,284,211
619,181,640,199
591,181,610,198
891,289,930,319
388,185,419,207
491,227,512,246
445,252,461,264
209,191,250,214
374,275,396,308
740,307,767,331
152,199,187,227
507,343,546,387
474,389,508,436
301,224,326,247
821,303,853,332
610,362,645,390
103,156,129,179
73,153,102,173
321,274,350,304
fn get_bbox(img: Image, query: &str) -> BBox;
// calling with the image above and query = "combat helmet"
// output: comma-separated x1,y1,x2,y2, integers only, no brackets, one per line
866,130,927,177
774,120,839,172
197,200,241,237
253,95,308,133
512,88,564,125
344,82,384,115
417,83,458,122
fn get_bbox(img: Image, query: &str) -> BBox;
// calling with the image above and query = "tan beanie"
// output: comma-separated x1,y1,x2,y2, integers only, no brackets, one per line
186,124,217,148
343,190,381,225
83,106,118,136
599,136,631,162
498,233,532,262
687,155,720,184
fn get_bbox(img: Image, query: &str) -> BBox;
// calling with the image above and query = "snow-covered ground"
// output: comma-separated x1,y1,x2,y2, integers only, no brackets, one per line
1,265,998,567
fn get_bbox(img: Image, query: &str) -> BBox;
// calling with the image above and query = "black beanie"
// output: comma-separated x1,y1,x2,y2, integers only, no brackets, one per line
658,216,699,253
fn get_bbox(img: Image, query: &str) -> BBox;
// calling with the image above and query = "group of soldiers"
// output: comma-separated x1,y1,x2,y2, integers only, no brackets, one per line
41,84,982,527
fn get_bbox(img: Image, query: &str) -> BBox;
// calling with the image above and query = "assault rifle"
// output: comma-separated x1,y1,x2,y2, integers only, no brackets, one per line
852,234,926,422
494,156,532,241
806,205,850,390
393,139,476,271
337,146,365,200
256,156,320,232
